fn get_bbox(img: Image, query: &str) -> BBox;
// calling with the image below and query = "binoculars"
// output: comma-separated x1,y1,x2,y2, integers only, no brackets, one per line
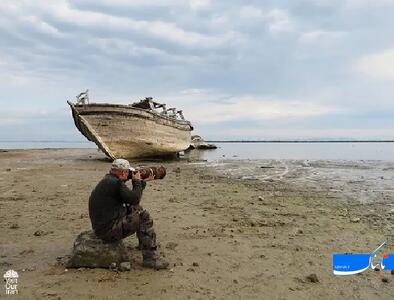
127,166,166,180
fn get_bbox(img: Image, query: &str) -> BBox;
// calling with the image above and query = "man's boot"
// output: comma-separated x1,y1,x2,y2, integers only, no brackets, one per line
142,250,169,270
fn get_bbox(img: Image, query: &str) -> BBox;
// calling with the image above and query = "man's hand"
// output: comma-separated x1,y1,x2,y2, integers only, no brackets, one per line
132,170,141,181
144,173,156,182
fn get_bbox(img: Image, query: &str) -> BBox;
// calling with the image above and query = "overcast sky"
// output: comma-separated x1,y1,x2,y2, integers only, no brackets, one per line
1,0,394,141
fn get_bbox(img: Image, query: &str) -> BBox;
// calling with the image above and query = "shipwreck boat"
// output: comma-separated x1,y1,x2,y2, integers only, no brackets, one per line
67,90,193,159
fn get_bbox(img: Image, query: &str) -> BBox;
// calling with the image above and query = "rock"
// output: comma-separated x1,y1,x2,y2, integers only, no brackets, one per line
199,175,213,181
197,143,217,149
258,196,264,201
119,262,131,272
192,262,199,267
186,268,195,272
0,261,12,267
391,270,394,275
9,223,19,229
382,277,390,283
295,228,303,234
306,273,319,283
34,230,45,236
190,135,217,150
66,230,129,269
165,242,178,250
19,249,34,255
22,267,36,272
6,168,11,171
350,217,361,223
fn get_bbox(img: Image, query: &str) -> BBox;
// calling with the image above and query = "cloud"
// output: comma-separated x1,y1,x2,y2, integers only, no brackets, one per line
0,108,65,126
189,0,211,10
344,0,394,9
239,6,265,20
73,0,211,9
299,30,347,45
165,90,340,124
53,3,226,48
1,0,233,49
1,0,394,140
354,48,394,80
213,128,394,139
188,97,337,123
239,6,295,34
265,9,295,33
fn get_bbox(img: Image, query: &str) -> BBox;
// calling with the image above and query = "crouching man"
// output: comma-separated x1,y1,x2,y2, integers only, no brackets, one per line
89,158,169,270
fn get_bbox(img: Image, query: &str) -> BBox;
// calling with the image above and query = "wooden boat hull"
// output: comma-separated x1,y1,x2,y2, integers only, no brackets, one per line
68,102,193,159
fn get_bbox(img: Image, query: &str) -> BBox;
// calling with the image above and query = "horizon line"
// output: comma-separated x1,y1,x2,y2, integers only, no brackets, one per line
2,139,394,143
206,140,394,143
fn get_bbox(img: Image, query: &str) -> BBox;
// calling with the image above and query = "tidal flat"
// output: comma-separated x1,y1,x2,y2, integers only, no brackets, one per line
1,149,394,299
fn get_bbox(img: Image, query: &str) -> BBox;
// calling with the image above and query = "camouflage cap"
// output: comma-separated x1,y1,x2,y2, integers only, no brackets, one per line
111,158,130,170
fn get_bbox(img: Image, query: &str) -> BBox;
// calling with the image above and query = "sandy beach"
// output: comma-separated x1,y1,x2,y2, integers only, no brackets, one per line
1,148,394,299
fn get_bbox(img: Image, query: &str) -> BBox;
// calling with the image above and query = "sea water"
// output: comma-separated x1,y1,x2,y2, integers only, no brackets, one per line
1,141,394,162
185,142,394,162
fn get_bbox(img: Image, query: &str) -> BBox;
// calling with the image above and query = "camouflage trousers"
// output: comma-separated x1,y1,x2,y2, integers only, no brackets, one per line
99,205,157,254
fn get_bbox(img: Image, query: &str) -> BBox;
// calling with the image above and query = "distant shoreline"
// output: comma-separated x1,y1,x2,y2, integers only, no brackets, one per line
1,140,394,144
207,140,394,143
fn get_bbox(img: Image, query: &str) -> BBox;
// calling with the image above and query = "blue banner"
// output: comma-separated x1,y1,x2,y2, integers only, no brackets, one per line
333,254,371,275
332,240,392,276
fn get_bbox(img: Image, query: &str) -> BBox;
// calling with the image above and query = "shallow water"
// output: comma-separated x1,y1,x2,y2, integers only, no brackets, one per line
185,142,394,162
203,158,394,204
2,141,394,162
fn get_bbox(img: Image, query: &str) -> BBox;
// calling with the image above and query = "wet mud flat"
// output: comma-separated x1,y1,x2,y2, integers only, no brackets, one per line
1,149,394,299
